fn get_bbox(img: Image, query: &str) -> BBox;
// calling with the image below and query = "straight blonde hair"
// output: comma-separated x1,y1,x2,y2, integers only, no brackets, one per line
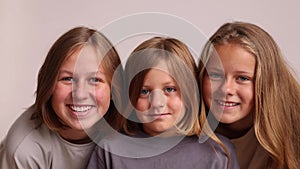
121,37,200,136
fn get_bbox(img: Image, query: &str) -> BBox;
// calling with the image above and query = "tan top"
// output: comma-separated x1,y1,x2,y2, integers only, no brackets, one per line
231,127,270,169
0,109,95,169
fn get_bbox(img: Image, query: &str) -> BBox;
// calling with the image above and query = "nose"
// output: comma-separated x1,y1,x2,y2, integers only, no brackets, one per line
220,78,236,96
72,81,89,101
149,89,166,110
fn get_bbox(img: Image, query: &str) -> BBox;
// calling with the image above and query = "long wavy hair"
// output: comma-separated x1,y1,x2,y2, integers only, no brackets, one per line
30,26,122,131
198,21,300,169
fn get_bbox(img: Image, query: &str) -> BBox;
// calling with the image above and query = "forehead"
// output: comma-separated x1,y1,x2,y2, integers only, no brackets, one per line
144,68,173,80
60,45,107,73
207,44,256,70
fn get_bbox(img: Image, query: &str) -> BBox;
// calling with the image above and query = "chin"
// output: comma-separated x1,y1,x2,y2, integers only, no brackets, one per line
219,118,237,124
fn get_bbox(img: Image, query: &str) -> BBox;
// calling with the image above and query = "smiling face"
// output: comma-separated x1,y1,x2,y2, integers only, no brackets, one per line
203,43,255,129
135,68,185,136
51,45,111,138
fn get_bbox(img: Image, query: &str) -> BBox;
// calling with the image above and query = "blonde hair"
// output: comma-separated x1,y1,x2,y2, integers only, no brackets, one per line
121,37,200,136
31,26,122,131
198,21,300,169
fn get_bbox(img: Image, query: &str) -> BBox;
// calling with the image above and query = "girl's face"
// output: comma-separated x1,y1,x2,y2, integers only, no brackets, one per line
52,45,111,134
203,44,255,129
135,68,185,136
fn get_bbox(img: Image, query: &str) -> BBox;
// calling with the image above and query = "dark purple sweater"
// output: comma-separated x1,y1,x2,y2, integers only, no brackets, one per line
87,132,240,169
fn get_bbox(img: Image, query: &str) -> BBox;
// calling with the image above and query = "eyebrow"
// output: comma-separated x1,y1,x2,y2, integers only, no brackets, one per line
234,70,254,75
205,67,254,76
142,81,177,87
205,67,224,72
162,81,177,85
58,69,106,76
58,70,73,75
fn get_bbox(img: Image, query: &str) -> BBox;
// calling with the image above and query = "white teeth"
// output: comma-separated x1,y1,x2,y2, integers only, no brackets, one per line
216,100,238,107
69,105,92,112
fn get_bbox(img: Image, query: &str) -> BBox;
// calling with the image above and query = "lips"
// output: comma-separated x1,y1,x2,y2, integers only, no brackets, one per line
150,113,170,116
215,100,240,107
147,113,171,120
67,104,94,117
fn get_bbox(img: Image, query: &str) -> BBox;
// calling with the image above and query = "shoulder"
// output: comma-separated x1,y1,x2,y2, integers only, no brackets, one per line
216,133,236,150
215,134,240,169
1,109,54,168
211,133,237,157
2,109,44,153
179,135,229,154
95,132,187,158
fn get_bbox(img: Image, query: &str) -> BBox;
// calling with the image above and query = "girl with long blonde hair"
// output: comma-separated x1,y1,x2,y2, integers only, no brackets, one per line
198,21,300,169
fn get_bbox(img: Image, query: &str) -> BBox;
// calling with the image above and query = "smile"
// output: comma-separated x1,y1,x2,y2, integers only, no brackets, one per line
215,100,239,107
68,105,93,112
149,113,171,117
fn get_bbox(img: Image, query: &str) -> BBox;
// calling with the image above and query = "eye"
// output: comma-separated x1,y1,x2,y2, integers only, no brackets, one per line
88,75,107,85
89,77,101,83
238,76,248,81
165,87,176,93
237,76,250,82
208,72,224,80
140,88,150,97
60,77,74,83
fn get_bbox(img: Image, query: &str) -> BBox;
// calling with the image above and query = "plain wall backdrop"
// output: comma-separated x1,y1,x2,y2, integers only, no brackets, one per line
1,0,299,140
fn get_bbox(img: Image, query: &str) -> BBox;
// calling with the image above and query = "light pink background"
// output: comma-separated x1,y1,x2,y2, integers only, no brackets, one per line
1,0,299,140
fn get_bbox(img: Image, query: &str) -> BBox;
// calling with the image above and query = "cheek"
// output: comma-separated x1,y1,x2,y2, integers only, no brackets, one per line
52,84,71,103
94,85,111,108
169,97,185,122
135,99,150,122
202,78,212,105
135,99,149,112
168,97,183,113
243,87,255,104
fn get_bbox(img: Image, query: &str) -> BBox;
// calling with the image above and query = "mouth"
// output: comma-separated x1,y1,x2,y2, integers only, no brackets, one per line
148,113,171,118
215,100,240,107
67,104,94,116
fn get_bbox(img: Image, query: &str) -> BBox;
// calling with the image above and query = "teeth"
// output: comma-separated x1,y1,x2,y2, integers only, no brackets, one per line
69,105,92,112
216,100,238,107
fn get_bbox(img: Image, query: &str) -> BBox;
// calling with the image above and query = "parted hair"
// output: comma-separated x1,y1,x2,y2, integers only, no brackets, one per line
121,37,200,136
30,26,122,131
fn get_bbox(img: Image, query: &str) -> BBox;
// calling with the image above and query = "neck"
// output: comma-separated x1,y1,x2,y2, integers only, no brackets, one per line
58,128,92,144
143,127,181,138
216,112,253,139
217,123,252,139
